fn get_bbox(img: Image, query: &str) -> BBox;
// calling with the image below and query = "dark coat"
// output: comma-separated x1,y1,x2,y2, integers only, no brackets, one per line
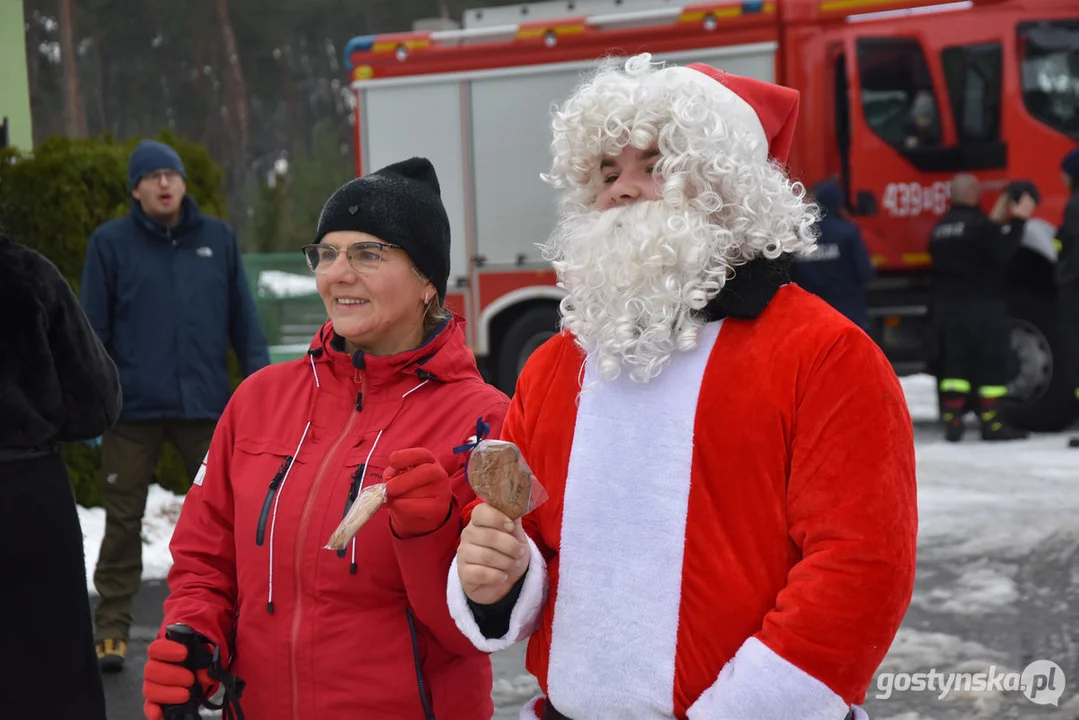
0,235,121,455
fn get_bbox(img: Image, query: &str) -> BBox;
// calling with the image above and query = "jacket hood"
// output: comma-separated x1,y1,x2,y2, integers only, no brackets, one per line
306,313,481,388
812,180,844,213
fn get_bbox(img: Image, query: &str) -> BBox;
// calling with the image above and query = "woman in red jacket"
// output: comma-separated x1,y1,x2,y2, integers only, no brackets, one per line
142,157,510,719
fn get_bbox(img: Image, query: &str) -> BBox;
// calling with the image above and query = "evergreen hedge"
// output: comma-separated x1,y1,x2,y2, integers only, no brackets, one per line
0,130,234,507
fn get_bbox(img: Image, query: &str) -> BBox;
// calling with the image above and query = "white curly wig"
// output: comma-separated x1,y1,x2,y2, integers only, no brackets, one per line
539,53,820,384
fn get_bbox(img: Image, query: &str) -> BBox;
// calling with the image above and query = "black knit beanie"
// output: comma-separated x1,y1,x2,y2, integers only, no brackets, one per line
314,157,451,301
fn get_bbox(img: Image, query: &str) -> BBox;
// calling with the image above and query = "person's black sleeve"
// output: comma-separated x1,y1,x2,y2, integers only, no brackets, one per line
44,257,122,441
465,572,527,639
982,214,1024,268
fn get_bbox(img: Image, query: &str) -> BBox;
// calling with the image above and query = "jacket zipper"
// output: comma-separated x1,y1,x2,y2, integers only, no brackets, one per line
407,607,436,719
169,227,184,415
289,374,365,720
256,456,293,546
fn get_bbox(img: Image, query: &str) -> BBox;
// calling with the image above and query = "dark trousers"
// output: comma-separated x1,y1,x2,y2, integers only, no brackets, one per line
933,298,1013,389
1060,281,1079,394
0,452,107,719
93,419,215,640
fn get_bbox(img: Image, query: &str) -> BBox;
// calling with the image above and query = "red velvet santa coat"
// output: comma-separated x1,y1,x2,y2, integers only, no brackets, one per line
449,279,918,719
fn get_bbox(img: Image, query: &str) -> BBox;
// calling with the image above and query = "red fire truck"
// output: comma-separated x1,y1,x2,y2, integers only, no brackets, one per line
343,0,1079,429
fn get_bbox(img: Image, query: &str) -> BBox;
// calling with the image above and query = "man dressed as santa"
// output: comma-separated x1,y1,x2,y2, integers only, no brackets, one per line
447,53,918,720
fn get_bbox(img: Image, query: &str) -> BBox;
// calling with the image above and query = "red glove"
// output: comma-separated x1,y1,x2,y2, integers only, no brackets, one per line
384,448,453,538
142,638,214,720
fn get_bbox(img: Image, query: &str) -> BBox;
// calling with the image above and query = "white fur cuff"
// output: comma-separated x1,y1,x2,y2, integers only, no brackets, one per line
446,535,548,652
686,637,853,720
519,695,543,719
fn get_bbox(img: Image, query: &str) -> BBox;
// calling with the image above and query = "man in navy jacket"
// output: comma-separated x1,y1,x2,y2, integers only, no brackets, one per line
80,140,270,671
790,179,875,330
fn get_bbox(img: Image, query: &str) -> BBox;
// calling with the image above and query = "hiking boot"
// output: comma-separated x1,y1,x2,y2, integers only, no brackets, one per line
940,391,967,443
96,638,127,673
1068,436,1079,448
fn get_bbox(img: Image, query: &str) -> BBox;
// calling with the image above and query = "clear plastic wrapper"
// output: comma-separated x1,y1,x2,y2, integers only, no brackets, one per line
465,439,548,520
325,482,386,550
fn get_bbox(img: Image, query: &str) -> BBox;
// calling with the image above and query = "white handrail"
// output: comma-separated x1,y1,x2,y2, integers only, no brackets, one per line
845,0,972,23
402,4,698,47
586,7,683,28
429,24,522,42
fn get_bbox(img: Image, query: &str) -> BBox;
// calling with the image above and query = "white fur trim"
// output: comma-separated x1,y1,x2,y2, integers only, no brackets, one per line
853,707,869,720
546,322,722,717
519,696,543,719
686,637,852,720
658,66,768,161
446,535,547,652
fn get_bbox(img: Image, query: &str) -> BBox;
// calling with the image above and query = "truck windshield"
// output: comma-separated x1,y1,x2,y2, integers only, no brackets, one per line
1018,20,1079,139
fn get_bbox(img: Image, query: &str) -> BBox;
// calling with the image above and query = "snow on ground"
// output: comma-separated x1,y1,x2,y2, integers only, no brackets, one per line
916,435,1079,560
902,372,941,424
256,269,316,298
898,371,1079,562
876,627,1011,675
865,375,1079,718
911,561,1021,616
79,484,187,596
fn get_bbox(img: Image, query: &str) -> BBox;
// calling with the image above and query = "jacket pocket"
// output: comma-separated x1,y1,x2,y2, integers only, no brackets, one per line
256,454,295,546
233,437,307,548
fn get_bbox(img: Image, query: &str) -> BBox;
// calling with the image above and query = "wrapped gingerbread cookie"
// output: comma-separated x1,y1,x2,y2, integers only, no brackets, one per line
464,438,547,520
324,483,386,550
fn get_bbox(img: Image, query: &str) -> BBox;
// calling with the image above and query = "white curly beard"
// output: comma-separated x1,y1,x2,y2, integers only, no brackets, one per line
542,200,733,384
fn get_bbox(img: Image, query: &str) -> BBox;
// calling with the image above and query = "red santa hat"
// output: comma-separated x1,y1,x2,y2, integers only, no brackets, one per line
656,63,801,166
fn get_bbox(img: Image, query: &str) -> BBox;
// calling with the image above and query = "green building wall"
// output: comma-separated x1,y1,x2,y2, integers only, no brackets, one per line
1,0,33,150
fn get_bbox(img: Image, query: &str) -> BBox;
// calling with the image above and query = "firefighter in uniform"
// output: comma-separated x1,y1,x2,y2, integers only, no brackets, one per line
1058,149,1079,448
928,173,1035,442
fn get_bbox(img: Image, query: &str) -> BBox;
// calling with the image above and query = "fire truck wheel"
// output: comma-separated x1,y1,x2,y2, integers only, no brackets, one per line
494,305,561,395
1003,290,1079,432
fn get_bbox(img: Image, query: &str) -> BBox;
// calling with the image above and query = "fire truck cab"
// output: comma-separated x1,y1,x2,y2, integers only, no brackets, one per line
344,0,1079,429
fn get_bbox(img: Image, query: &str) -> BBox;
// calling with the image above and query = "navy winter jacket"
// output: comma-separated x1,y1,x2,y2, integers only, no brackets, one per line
80,196,270,422
791,182,875,329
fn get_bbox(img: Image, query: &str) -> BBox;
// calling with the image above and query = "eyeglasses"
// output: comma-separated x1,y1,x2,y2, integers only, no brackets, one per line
142,169,183,184
301,241,402,275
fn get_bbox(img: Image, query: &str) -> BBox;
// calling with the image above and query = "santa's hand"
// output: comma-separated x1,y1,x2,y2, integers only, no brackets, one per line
457,502,530,605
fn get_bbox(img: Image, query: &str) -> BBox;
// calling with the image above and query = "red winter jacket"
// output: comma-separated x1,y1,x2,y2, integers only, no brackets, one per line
161,316,509,719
